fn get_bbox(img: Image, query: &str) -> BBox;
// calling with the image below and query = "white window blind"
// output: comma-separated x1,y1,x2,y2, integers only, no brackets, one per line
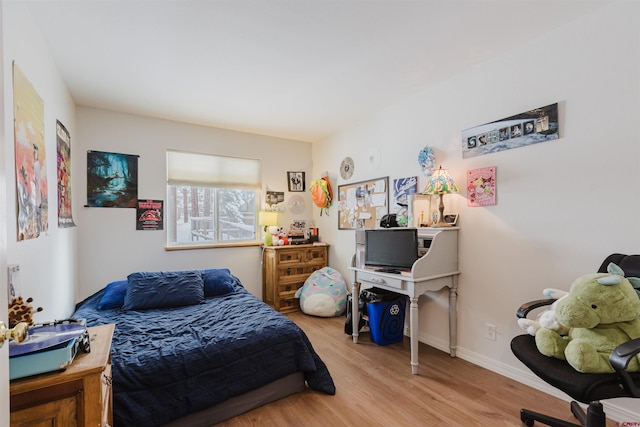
167,150,261,189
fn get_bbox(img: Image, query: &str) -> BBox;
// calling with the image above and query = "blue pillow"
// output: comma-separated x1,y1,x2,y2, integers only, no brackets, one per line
98,280,128,310
203,268,236,297
123,270,205,310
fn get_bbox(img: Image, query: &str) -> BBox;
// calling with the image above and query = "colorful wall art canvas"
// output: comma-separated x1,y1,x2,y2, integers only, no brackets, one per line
393,176,418,226
467,167,496,207
462,103,559,159
13,63,48,240
86,150,138,208
57,120,75,227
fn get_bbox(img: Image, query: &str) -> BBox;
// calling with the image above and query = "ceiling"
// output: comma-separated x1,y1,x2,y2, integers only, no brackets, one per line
24,0,609,143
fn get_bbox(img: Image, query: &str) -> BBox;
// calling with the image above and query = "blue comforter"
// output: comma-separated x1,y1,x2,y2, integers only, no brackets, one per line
73,279,335,426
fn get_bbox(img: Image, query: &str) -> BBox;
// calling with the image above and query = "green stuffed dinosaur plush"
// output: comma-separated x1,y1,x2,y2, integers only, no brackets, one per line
535,263,640,373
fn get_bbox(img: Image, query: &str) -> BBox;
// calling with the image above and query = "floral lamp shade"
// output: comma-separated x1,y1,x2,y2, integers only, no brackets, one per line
423,166,458,195
422,166,457,227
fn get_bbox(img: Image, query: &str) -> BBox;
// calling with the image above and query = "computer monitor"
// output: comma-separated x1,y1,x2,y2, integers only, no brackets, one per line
364,228,419,270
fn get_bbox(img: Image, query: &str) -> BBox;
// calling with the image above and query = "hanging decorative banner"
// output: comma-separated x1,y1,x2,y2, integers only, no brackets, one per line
137,199,163,230
467,166,497,207
13,63,48,240
461,103,559,159
86,150,138,208
57,120,75,228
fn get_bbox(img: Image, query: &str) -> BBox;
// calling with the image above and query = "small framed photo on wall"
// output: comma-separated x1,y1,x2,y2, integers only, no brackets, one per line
287,171,305,192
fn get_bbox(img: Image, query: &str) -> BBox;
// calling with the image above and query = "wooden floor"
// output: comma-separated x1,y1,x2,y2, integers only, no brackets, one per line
218,312,617,427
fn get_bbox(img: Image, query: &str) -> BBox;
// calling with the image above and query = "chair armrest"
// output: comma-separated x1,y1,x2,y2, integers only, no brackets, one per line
516,298,555,319
610,337,640,398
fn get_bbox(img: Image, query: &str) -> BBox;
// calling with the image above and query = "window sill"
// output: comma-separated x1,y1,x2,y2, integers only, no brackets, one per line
165,241,262,251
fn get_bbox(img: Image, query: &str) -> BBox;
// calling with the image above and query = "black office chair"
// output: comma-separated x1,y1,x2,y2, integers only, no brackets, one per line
510,253,640,427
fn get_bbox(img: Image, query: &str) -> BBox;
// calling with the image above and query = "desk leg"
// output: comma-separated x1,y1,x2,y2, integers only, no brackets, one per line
409,296,419,375
448,276,458,357
351,281,361,344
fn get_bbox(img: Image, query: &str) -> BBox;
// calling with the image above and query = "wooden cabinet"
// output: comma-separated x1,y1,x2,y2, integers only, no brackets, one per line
10,324,115,427
263,244,328,313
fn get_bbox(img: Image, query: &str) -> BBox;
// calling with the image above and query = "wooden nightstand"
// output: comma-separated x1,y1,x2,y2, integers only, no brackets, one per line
262,244,328,312
10,323,115,427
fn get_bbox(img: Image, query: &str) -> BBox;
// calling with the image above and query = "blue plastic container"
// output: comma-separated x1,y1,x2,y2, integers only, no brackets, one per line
366,296,406,345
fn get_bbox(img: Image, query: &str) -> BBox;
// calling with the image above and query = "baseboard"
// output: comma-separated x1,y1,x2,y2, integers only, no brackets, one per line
415,332,640,424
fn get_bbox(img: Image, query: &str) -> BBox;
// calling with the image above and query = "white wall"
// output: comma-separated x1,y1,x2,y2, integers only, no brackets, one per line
1,3,77,426
2,3,77,323
75,107,313,300
0,3,8,426
312,2,640,421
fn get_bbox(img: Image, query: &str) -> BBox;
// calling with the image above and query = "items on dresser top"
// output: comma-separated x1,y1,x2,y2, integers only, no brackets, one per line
9,319,90,380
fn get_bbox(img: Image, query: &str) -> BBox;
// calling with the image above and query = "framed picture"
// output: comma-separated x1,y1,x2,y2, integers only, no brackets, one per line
444,214,459,226
86,150,139,208
287,171,305,192
461,103,559,159
467,166,496,207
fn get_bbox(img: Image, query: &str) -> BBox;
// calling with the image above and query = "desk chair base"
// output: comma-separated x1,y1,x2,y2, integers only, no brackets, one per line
520,401,606,427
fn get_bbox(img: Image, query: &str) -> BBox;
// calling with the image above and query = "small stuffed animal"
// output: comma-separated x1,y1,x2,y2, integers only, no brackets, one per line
535,263,640,373
269,225,284,246
8,296,43,328
517,288,570,336
295,267,347,317
278,228,289,246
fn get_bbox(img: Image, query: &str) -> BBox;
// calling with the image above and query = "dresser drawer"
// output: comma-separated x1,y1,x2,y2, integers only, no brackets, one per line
356,272,406,291
277,295,300,312
277,264,323,280
276,249,305,264
304,247,327,263
277,281,303,294
277,265,307,278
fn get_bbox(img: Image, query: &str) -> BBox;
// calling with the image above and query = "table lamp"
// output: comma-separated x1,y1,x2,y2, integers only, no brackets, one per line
258,210,278,245
423,165,458,227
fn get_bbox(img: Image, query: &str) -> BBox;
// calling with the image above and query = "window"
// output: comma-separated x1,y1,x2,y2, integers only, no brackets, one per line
166,150,261,248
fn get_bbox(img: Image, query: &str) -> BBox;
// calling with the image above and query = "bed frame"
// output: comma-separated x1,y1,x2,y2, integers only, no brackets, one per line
163,372,305,426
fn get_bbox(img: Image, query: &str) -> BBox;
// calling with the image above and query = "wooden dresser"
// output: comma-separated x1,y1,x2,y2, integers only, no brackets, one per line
10,323,115,427
262,244,328,313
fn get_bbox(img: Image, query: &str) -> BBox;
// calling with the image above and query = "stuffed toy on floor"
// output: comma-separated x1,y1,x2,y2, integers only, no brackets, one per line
534,263,640,373
295,267,347,317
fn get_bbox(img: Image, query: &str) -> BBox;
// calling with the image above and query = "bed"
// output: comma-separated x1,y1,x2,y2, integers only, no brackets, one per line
72,268,335,426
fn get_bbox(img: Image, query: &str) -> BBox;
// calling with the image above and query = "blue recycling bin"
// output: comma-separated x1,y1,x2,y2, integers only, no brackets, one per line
362,288,407,345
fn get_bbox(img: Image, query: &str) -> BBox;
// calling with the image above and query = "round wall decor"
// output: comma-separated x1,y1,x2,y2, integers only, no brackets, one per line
340,157,355,180
418,146,436,176
287,194,305,215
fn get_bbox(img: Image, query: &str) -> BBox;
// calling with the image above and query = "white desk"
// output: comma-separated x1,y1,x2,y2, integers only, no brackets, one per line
349,227,459,375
